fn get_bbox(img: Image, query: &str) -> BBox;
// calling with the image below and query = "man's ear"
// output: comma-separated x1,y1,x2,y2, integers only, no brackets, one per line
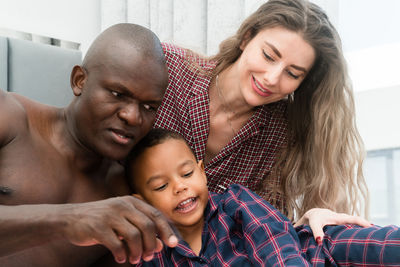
70,65,87,96
239,30,252,51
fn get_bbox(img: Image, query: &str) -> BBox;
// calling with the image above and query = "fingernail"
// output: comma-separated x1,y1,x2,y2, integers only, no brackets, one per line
143,254,154,262
169,235,178,245
116,257,126,263
316,236,322,245
130,257,140,265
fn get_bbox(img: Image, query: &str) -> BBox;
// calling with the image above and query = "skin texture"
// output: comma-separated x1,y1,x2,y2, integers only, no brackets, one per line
234,26,315,107
0,24,177,267
129,138,209,255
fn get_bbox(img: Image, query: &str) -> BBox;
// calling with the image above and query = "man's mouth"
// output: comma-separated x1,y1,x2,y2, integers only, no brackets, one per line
110,129,134,145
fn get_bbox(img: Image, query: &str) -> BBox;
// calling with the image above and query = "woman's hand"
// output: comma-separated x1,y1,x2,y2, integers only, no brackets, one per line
293,208,372,244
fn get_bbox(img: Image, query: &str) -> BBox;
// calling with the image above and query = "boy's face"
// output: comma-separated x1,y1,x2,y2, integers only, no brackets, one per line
131,139,209,229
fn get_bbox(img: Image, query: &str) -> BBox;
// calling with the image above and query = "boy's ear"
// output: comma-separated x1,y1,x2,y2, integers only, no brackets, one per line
70,65,87,96
197,160,205,171
132,193,144,200
197,160,207,183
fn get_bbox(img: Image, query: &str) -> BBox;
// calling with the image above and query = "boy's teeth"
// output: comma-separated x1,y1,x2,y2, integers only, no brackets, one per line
177,197,195,208
181,199,191,205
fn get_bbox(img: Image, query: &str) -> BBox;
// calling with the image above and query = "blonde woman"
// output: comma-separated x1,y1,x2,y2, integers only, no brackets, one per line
155,0,370,242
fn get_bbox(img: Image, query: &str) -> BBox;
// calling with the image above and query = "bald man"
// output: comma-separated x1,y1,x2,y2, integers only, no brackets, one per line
0,23,177,266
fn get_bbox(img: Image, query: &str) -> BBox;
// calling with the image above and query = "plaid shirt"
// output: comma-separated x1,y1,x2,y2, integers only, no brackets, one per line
298,224,400,266
155,43,288,206
137,184,311,267
136,185,400,267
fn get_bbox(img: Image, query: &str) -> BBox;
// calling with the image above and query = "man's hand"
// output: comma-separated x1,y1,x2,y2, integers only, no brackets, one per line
58,196,178,264
294,208,371,244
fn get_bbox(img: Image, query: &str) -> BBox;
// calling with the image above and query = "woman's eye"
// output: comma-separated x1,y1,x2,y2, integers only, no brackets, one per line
183,171,193,178
154,184,167,191
287,70,300,79
263,50,274,62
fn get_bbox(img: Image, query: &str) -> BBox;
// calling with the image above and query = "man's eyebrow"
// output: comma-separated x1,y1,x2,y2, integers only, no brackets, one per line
108,82,163,103
265,41,282,58
108,82,131,93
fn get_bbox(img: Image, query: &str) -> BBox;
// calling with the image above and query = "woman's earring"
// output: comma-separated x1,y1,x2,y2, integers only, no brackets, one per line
289,92,294,102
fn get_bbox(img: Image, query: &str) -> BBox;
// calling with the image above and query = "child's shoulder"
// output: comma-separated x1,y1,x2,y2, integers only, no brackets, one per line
218,184,283,215
224,184,259,198
209,184,264,208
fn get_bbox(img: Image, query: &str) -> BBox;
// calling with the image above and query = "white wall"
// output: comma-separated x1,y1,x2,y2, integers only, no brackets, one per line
0,0,101,54
355,85,400,151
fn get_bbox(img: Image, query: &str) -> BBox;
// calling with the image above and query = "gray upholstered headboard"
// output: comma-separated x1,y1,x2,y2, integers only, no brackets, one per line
0,35,82,107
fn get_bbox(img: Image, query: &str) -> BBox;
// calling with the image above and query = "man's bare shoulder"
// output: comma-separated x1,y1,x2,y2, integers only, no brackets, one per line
9,92,60,124
0,91,61,141
0,91,29,147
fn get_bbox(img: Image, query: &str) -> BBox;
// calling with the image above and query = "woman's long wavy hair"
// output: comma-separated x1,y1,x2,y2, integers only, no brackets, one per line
211,0,369,220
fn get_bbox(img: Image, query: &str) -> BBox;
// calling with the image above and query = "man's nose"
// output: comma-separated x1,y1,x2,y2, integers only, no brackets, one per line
118,102,143,126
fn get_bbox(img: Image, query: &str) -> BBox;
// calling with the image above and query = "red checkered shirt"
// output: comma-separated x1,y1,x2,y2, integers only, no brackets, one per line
155,43,288,207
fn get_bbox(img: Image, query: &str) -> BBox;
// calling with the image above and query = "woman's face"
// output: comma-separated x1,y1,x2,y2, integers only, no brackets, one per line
234,26,315,107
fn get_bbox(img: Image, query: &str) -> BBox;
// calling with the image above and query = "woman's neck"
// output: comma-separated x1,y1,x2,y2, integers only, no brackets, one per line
211,66,254,118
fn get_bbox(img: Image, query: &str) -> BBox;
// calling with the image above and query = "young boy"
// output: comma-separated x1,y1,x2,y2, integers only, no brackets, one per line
125,128,400,266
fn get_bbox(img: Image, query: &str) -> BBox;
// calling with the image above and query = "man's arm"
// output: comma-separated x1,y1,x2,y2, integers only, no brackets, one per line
0,197,178,264
0,91,177,264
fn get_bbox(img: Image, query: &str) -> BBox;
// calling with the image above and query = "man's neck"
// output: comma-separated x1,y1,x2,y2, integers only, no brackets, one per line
57,108,109,173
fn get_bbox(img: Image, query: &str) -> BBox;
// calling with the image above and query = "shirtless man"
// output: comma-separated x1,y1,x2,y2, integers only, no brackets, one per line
0,23,177,266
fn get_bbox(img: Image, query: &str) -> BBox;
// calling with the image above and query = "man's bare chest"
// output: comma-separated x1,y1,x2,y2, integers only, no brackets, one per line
0,133,111,205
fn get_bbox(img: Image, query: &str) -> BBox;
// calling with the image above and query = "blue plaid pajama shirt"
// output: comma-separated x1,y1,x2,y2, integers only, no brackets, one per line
136,185,400,266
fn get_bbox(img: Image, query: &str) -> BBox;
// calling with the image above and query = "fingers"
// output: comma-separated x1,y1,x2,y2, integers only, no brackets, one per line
155,238,164,253
293,217,306,228
130,198,178,248
96,229,128,264
63,196,177,264
299,208,372,244
308,218,325,244
124,210,157,262
116,196,177,263
148,208,178,248
335,213,372,228
114,221,144,264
